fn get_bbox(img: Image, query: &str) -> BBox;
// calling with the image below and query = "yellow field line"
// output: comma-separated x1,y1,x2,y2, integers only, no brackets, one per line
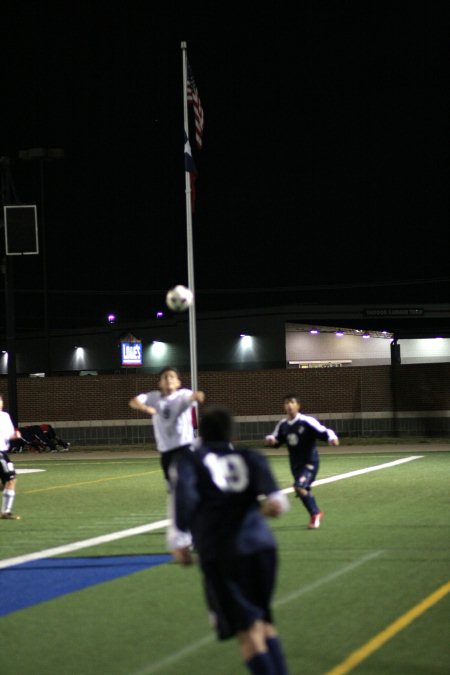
23,470,161,494
324,580,450,675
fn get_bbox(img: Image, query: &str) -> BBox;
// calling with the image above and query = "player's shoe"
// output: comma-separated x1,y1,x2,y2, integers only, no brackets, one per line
1,512,21,520
308,511,323,529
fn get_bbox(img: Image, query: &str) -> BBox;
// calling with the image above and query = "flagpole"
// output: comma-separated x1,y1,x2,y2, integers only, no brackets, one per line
181,41,198,395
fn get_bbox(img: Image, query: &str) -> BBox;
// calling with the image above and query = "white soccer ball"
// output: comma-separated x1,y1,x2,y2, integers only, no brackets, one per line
166,285,194,312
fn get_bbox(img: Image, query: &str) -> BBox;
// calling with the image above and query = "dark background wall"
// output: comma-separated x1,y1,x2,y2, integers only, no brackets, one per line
8,312,287,374
4,306,449,376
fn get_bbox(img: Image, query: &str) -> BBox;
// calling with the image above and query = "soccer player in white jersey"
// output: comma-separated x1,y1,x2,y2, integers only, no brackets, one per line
129,367,205,548
0,394,22,520
265,394,339,529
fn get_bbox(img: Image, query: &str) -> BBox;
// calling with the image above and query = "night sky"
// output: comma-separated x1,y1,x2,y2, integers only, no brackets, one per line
1,4,448,331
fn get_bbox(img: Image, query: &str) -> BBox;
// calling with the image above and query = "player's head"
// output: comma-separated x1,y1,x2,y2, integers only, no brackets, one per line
283,394,300,417
0,394,3,409
199,406,234,443
158,367,181,394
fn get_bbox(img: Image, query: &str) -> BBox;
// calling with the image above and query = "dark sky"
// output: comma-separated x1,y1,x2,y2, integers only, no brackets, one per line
1,4,448,331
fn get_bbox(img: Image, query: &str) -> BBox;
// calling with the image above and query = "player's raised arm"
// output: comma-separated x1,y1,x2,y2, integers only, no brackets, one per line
190,390,205,404
128,395,156,416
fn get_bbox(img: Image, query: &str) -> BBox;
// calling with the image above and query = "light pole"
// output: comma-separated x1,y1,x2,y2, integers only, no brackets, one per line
19,148,64,373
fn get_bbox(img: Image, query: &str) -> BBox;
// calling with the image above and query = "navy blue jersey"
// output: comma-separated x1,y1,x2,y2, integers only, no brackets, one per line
269,413,338,476
172,442,280,562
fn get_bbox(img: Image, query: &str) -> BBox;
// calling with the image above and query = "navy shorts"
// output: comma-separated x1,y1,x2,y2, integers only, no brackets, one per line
293,462,319,490
0,451,16,484
161,445,193,484
201,549,277,640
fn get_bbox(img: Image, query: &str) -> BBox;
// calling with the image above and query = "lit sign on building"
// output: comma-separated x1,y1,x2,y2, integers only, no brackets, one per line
120,335,143,367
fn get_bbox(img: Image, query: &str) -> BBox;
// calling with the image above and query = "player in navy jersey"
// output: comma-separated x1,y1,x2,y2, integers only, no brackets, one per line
171,406,290,675
265,394,339,529
129,366,205,548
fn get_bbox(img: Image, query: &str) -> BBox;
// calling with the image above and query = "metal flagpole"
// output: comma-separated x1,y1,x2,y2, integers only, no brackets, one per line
181,41,198,394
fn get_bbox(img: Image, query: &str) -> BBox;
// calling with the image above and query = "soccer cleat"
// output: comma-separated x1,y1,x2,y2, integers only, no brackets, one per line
1,512,21,520
308,511,323,529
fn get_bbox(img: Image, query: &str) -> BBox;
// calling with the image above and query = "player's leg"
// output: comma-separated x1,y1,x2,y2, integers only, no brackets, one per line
237,550,289,673
164,447,193,551
263,624,289,675
258,550,289,674
1,477,19,519
294,463,322,527
238,620,277,673
1,452,19,518
166,490,192,550
200,558,275,672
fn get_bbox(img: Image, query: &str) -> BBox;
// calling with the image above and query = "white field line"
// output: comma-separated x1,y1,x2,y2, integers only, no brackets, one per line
0,455,423,570
0,520,169,570
304,454,424,490
16,469,46,474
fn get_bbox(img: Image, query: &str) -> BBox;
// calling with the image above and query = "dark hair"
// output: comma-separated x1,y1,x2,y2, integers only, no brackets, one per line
283,394,300,405
158,366,180,379
199,406,234,443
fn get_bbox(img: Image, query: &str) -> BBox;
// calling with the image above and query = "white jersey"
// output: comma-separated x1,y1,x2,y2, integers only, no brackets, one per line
0,411,15,451
137,388,194,453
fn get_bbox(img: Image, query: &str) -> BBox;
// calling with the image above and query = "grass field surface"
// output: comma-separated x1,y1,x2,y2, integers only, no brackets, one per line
1,447,449,674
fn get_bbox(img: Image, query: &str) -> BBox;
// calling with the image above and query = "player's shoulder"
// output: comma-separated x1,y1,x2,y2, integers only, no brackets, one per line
139,390,158,404
172,388,192,398
299,413,317,424
299,413,325,429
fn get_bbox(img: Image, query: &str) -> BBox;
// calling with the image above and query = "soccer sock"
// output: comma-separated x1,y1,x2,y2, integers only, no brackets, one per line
245,651,276,674
300,493,319,515
266,636,289,674
2,489,15,513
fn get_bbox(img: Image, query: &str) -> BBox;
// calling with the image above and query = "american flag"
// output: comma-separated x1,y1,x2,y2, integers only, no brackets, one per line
187,62,204,150
184,132,198,212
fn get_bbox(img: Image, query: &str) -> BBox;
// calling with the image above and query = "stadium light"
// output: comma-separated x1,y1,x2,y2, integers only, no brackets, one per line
239,334,254,351
150,341,167,358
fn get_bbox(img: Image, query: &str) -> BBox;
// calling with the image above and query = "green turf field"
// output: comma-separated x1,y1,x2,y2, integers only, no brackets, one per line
2,450,449,674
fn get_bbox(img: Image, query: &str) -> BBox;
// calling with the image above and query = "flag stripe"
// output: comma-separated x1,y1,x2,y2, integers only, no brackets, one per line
184,132,197,212
187,62,204,150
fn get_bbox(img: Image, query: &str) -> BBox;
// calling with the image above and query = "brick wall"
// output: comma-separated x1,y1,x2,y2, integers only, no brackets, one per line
3,362,449,423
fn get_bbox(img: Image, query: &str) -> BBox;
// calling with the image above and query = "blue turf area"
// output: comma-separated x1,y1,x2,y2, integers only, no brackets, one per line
1,554,172,617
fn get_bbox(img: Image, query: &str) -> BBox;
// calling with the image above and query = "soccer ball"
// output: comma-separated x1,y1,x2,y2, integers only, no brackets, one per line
165,285,194,312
